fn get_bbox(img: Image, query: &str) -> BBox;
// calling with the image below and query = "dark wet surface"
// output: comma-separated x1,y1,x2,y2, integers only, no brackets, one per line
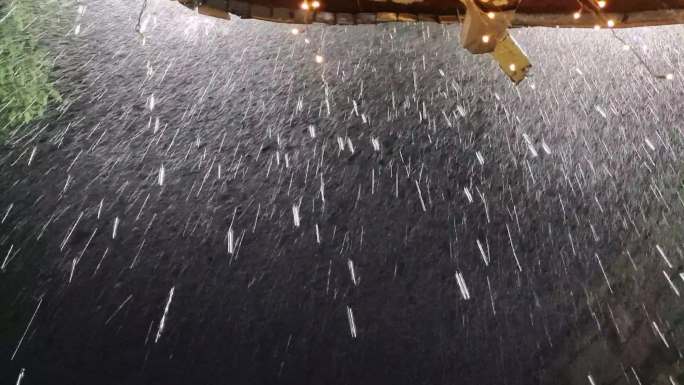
2,1,684,384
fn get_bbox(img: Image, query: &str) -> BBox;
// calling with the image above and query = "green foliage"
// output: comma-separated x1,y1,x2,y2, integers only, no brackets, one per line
0,1,61,136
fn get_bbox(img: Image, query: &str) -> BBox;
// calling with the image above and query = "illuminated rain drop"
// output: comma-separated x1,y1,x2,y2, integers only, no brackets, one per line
155,286,175,344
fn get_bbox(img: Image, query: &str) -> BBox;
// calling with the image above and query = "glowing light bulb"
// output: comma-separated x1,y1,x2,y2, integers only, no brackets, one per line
487,12,495,19
509,64,517,72
573,12,581,20
312,1,320,9
291,28,299,35
607,19,615,28
593,24,601,30
597,0,606,8
315,54,324,63
666,73,674,80
300,2,309,10
482,35,490,43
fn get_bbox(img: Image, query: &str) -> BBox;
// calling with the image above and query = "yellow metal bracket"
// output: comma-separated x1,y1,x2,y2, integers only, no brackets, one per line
459,0,531,83
491,33,531,84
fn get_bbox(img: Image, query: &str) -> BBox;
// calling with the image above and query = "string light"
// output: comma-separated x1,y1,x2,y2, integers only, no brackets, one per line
573,11,581,20
597,1,606,8
315,54,324,63
666,73,674,80
481,35,490,43
607,19,615,28
487,12,495,19
301,1,320,10
291,28,299,35
509,64,516,72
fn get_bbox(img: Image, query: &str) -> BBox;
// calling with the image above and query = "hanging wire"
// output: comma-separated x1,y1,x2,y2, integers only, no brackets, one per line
135,0,149,35
610,30,670,79
574,0,674,79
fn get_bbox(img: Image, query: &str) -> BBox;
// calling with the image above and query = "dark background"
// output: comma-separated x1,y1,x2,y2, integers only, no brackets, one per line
2,1,684,384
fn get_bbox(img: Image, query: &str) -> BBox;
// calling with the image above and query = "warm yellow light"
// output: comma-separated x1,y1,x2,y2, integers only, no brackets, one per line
487,12,495,19
300,2,309,10
481,35,490,43
312,1,320,9
573,11,581,20
597,0,606,8
593,24,601,30
315,54,324,63
509,64,516,72
291,28,299,35
607,19,615,27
